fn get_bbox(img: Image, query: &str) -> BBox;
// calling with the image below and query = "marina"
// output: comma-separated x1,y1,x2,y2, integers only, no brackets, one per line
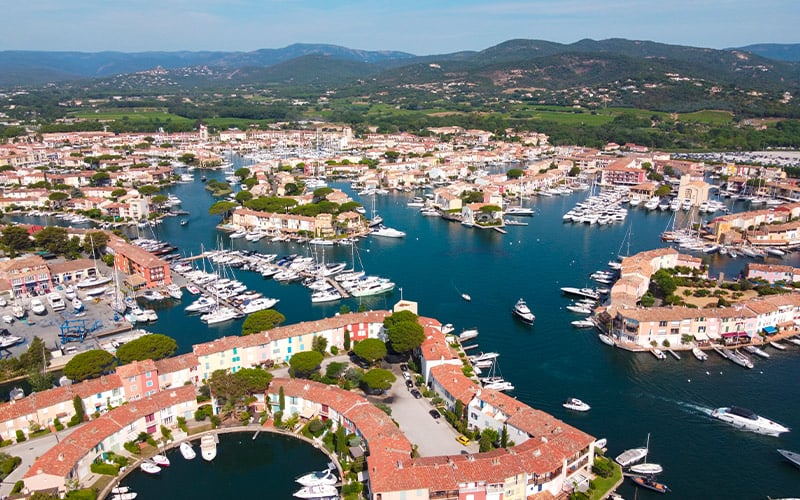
4,162,800,498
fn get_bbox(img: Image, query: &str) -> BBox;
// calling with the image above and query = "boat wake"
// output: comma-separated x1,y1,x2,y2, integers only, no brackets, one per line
675,401,715,417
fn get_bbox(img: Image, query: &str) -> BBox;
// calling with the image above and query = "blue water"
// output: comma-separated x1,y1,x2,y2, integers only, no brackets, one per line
16,160,800,498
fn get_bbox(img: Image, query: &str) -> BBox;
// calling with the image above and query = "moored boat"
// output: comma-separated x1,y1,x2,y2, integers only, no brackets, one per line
616,447,648,467
201,434,217,461
296,465,338,487
293,484,338,499
630,475,670,494
151,454,170,466
651,348,666,360
571,319,595,328
692,346,708,361
180,441,196,460
743,344,770,359
140,460,161,474
598,334,615,346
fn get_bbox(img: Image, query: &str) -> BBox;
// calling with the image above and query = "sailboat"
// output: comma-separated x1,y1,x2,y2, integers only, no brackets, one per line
616,224,633,261
368,194,383,227
628,433,663,475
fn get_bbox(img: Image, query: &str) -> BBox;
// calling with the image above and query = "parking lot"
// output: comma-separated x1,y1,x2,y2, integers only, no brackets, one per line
376,363,478,457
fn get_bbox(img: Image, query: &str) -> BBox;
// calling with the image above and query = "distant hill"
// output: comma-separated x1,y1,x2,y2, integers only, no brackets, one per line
734,43,800,62
0,44,415,86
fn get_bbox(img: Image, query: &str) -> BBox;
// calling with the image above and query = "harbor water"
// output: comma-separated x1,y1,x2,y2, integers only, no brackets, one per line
15,160,800,498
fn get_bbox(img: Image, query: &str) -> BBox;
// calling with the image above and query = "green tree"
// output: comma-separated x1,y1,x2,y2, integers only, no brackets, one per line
506,168,524,179
137,185,159,196
115,334,178,363
386,321,425,353
208,200,239,217
383,310,419,329
48,192,70,208
311,335,328,354
63,350,116,382
90,171,110,186
1,225,33,255
360,368,396,393
343,330,351,351
82,231,109,257
19,336,50,374
234,167,251,180
289,351,323,378
110,188,127,198
33,226,70,254
71,395,86,425
568,165,581,177
241,309,285,335
335,425,347,455
352,338,387,365
235,190,253,204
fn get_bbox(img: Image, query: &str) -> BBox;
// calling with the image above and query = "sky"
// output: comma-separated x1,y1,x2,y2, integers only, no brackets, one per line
4,0,798,54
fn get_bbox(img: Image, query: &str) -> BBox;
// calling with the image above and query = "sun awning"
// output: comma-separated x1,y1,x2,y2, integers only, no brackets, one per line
694,331,709,341
762,326,777,334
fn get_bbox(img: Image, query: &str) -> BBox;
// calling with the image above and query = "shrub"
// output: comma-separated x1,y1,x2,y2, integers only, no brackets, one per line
124,441,141,455
239,411,251,424
14,430,25,443
54,417,64,432
177,416,187,432
330,345,338,355
210,415,221,429
90,462,120,475
0,455,21,479
11,480,23,494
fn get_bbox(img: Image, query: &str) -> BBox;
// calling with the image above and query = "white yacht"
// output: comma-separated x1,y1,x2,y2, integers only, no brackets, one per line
512,298,535,324
371,225,406,238
293,484,338,499
562,398,591,412
180,441,196,460
296,466,338,487
504,206,535,216
200,434,217,461
186,296,217,313
240,297,280,314
310,289,342,303
711,406,790,436
201,306,241,325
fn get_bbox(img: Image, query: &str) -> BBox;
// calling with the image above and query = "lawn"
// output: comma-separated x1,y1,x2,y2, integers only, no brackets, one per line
589,460,622,500
71,109,193,124
676,286,758,308
678,110,734,125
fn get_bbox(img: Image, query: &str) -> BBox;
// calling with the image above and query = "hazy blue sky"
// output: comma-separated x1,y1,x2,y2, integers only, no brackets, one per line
5,0,798,53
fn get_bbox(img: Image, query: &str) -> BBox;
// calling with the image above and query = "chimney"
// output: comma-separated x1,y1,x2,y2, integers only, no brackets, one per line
58,453,64,462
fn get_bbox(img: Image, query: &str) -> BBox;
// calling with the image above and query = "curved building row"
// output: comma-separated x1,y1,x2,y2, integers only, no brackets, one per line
19,306,596,498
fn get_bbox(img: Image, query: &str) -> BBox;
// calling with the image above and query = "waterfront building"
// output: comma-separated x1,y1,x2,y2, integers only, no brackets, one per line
599,158,644,186
192,311,390,380
745,262,800,283
154,352,200,389
108,238,172,289
116,360,159,401
22,386,197,494
0,255,54,298
0,375,124,442
676,174,711,207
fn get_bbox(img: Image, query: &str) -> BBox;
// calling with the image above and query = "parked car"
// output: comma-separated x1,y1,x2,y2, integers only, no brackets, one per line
410,389,422,399
456,435,470,446
429,409,441,419
400,363,409,372
405,379,414,389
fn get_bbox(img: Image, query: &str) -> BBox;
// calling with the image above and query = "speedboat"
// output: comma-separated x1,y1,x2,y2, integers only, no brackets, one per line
76,275,112,289
743,345,770,359
630,463,664,475
571,319,595,328
180,441,196,460
566,304,592,314
512,298,535,324
293,484,338,499
371,225,406,238
563,398,591,412
296,466,338,487
777,449,800,469
461,293,471,302
140,460,161,474
630,475,670,494
711,406,790,436
651,348,667,360
151,454,170,467
111,493,138,500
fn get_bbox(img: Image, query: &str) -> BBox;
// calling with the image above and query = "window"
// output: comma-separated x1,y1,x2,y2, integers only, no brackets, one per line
129,376,136,383
145,371,152,378
96,393,102,399
287,347,292,354
146,380,153,387
658,321,667,327
145,414,155,423
233,348,238,355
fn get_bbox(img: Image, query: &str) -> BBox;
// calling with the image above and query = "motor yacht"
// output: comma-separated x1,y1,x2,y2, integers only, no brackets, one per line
711,406,790,436
512,298,535,324
562,398,591,412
